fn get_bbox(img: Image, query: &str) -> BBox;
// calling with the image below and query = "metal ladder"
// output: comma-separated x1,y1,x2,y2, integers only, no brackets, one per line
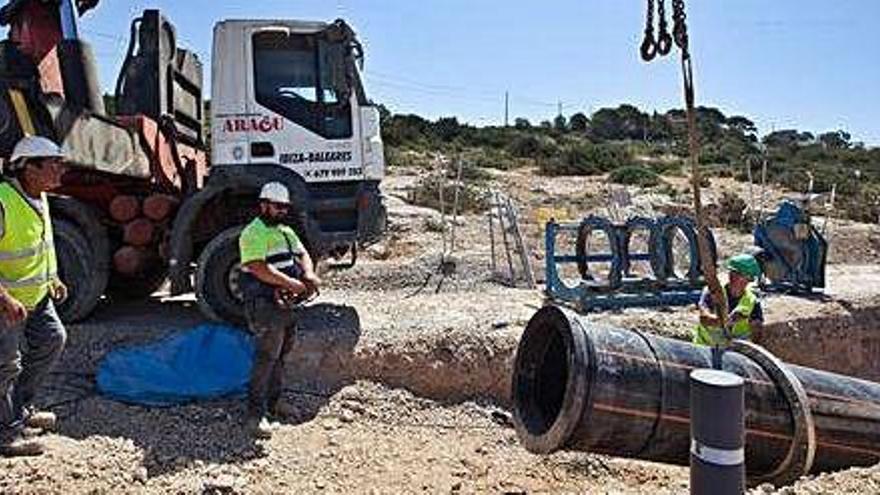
488,191,536,289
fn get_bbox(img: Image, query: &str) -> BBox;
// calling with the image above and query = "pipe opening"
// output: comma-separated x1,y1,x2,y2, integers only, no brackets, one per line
514,308,588,452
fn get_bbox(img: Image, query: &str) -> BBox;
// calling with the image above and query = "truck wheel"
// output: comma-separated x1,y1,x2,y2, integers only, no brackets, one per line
195,226,246,325
54,219,107,322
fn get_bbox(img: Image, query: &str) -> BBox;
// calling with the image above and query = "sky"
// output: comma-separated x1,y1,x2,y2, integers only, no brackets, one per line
64,1,880,144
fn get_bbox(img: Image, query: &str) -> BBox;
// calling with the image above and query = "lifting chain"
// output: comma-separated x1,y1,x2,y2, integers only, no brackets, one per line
640,0,674,61
640,0,656,61
640,0,731,349
671,0,689,52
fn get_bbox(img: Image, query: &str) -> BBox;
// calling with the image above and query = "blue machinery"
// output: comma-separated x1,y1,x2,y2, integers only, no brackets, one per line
753,200,828,294
545,215,716,311
544,202,828,312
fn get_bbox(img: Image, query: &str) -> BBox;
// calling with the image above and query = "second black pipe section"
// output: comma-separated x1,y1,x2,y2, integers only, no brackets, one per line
512,306,880,484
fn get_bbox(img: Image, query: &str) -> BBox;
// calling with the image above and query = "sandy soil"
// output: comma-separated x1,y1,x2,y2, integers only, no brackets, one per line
4,165,880,494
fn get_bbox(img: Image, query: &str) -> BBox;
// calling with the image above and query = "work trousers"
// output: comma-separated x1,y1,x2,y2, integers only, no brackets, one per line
244,296,297,417
0,296,66,442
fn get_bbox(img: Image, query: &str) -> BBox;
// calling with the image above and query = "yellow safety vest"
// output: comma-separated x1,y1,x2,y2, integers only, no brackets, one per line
0,181,57,309
692,285,758,347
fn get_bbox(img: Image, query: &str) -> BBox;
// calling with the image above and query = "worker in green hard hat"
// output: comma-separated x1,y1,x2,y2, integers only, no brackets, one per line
692,253,764,347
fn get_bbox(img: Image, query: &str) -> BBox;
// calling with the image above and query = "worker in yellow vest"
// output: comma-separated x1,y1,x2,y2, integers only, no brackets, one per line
693,253,764,347
238,182,319,439
0,136,69,457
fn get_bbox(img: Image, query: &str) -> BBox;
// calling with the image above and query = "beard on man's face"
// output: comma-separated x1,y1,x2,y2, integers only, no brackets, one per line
259,212,286,226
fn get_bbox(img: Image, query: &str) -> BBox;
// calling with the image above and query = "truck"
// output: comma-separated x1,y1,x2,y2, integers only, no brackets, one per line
0,0,387,324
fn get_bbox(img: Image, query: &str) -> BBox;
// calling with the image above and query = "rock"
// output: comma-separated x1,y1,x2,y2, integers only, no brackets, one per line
343,400,367,415
756,483,775,493
424,217,445,232
134,467,148,484
339,410,355,423
489,409,513,428
203,474,239,493
366,243,391,260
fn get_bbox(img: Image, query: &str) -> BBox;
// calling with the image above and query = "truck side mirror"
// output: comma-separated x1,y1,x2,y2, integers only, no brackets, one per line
361,106,380,138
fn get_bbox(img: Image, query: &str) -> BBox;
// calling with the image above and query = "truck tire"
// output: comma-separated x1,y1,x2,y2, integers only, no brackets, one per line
54,219,107,322
195,226,246,325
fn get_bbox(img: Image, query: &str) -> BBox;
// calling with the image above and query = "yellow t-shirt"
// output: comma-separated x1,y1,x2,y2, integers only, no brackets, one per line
239,217,304,265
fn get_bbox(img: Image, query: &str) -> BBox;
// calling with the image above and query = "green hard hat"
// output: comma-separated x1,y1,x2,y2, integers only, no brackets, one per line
725,253,762,280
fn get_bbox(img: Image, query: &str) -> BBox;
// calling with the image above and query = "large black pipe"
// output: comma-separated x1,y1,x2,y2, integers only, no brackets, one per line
512,306,880,486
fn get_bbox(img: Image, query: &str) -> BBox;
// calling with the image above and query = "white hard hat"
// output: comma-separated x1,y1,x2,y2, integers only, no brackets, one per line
259,181,291,204
10,136,66,167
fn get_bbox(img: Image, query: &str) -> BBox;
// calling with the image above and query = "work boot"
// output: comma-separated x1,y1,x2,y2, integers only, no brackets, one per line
23,408,56,432
245,415,273,440
0,434,45,457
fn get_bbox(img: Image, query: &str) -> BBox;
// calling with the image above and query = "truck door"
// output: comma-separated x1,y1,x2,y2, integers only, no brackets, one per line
211,21,252,167
248,26,362,181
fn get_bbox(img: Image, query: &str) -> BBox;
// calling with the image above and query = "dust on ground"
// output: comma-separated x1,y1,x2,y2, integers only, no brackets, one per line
4,165,880,494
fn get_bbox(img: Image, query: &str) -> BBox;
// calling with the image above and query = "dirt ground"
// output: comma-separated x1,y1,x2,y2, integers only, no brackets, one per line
4,166,880,494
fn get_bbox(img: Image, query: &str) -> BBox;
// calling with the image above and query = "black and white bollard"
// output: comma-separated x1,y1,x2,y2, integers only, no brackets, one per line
690,369,745,495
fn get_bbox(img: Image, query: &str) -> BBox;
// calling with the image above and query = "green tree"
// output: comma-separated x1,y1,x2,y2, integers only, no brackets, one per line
513,117,531,129
763,129,814,149
818,130,851,150
726,115,757,136
590,105,649,141
433,117,462,142
383,114,432,147
590,107,624,140
553,114,568,131
569,112,589,132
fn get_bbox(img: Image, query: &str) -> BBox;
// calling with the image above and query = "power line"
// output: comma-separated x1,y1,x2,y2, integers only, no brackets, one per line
365,76,500,106
365,69,499,98
364,70,563,110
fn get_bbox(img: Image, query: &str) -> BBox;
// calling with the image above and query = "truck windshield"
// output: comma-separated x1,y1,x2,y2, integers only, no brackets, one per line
253,31,353,139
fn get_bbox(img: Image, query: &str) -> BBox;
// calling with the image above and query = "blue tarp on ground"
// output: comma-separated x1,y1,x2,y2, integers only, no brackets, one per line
96,324,254,406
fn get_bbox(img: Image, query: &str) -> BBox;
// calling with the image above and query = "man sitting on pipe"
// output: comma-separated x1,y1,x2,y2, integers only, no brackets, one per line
693,253,764,346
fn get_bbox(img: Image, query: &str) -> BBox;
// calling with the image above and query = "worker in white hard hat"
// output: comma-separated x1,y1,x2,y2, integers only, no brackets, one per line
237,181,320,439
0,135,69,457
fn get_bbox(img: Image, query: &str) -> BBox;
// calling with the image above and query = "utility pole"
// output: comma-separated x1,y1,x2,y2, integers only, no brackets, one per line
557,100,563,118
504,91,509,127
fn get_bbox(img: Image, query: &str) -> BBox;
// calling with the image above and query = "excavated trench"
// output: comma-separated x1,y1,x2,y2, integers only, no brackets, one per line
758,304,880,383
282,302,518,406
283,299,880,412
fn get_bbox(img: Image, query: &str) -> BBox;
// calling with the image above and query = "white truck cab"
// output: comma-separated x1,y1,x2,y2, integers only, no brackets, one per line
211,19,384,183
